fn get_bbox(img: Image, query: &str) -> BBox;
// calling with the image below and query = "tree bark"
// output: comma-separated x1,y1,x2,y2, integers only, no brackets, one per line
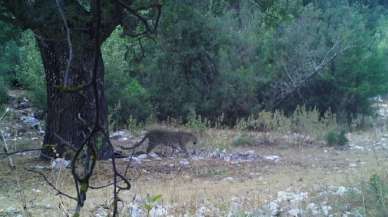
37,36,112,160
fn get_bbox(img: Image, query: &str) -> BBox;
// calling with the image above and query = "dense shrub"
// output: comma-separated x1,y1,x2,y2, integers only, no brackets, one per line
325,130,348,147
103,28,152,127
0,77,8,105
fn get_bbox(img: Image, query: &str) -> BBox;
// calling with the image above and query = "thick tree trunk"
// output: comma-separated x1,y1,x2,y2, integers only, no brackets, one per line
37,37,112,160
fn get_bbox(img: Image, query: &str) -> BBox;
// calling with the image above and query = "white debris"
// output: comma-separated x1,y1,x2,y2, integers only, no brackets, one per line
223,177,234,182
349,163,357,168
51,158,71,170
32,165,50,170
264,155,281,162
179,159,190,167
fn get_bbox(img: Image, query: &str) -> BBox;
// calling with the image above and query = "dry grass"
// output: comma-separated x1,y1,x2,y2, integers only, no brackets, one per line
1,128,388,216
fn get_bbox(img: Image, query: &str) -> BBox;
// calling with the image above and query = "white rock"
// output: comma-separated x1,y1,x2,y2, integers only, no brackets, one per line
148,152,161,160
32,188,41,193
277,191,308,203
150,204,168,217
288,208,302,216
321,205,332,216
51,158,71,170
137,154,149,159
349,163,357,168
128,202,144,217
20,115,40,128
264,155,281,162
118,137,128,142
195,206,210,217
335,186,348,196
110,130,131,139
268,201,280,216
223,177,234,182
95,207,109,217
307,203,320,215
179,159,190,166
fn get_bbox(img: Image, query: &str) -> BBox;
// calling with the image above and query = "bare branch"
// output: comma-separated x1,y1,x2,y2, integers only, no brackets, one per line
1,130,15,168
25,168,78,201
55,0,73,87
117,0,162,37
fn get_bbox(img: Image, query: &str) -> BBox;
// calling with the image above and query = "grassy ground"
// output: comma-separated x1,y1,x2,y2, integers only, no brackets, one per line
1,127,388,216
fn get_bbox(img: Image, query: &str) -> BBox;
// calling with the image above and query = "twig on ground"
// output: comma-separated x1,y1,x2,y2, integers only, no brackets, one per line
25,168,78,201
1,130,15,168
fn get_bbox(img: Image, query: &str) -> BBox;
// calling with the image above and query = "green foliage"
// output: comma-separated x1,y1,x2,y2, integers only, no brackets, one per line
103,28,152,127
185,110,210,132
232,133,256,147
143,194,162,217
348,174,388,217
325,129,348,147
0,76,8,105
14,31,46,109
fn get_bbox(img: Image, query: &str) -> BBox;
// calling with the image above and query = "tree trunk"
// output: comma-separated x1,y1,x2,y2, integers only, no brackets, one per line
37,36,112,160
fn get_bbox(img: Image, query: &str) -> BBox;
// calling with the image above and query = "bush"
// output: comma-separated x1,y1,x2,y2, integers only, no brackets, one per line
232,133,257,147
0,77,8,105
103,28,152,126
325,129,348,146
336,174,388,217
